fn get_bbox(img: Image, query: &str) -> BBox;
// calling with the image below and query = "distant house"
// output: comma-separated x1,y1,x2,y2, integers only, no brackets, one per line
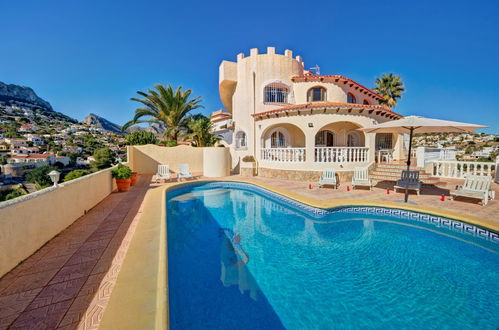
7,154,56,166
4,138,28,149
18,124,38,133
11,146,40,155
25,134,45,146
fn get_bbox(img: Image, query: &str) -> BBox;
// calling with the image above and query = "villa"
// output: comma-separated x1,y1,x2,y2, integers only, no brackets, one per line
218,47,405,179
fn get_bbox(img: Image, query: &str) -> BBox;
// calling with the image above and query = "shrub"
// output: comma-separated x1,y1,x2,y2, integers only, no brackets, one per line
25,165,56,189
0,188,25,202
112,164,132,179
162,140,178,147
242,155,255,162
126,131,158,145
64,169,92,182
92,148,115,170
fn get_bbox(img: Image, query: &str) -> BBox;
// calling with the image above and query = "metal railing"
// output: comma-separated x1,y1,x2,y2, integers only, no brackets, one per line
315,147,369,163
261,148,306,162
432,160,495,178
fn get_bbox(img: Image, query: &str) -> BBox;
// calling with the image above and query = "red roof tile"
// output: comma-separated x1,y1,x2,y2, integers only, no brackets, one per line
291,75,384,101
252,102,403,119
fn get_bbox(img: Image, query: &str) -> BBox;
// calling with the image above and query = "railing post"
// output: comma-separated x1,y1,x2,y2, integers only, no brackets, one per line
416,147,425,168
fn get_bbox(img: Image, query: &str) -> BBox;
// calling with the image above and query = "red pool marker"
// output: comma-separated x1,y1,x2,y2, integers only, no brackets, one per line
308,183,312,190
386,189,390,195
441,194,445,201
347,186,350,191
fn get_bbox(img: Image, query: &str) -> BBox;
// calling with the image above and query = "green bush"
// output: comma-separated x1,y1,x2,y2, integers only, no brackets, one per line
112,164,132,179
0,188,25,202
25,165,56,189
64,169,92,182
92,148,115,170
163,140,178,147
126,131,158,145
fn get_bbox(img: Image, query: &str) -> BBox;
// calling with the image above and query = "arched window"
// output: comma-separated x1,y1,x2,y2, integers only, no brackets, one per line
271,131,286,148
363,99,370,105
347,93,357,104
235,131,247,149
347,131,360,147
307,87,327,102
315,130,335,147
264,83,289,103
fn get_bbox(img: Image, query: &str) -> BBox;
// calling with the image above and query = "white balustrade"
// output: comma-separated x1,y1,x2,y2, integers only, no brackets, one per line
416,147,457,167
261,148,306,162
432,160,495,179
314,147,369,163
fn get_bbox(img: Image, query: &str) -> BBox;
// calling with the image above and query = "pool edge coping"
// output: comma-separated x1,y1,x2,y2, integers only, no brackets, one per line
100,178,499,330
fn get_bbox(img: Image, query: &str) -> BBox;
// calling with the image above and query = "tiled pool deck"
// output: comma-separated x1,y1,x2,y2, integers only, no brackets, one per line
0,174,497,329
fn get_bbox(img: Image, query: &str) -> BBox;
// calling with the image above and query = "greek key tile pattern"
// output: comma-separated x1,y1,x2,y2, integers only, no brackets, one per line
168,181,499,244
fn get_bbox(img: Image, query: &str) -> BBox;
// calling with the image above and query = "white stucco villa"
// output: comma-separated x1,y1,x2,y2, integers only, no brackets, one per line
215,47,406,179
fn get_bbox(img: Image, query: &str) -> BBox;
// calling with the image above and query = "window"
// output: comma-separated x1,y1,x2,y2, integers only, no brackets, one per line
363,99,370,105
307,87,326,102
375,133,393,149
235,131,247,149
347,131,360,147
264,83,289,103
315,130,335,147
347,93,357,103
270,131,286,148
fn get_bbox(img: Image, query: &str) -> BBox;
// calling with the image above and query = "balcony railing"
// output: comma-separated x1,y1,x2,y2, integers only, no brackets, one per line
261,148,306,162
315,147,369,163
431,160,495,179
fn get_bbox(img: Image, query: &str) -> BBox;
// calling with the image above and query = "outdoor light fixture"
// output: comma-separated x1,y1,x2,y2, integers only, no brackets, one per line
308,123,313,127
48,170,60,187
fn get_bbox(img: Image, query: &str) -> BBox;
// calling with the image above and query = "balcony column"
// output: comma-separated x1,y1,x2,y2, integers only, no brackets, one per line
365,133,376,163
305,130,316,164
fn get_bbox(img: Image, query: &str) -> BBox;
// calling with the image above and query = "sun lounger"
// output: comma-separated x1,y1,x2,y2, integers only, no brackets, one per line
451,175,493,206
394,170,421,195
155,164,171,182
319,168,338,188
178,164,193,181
352,167,372,190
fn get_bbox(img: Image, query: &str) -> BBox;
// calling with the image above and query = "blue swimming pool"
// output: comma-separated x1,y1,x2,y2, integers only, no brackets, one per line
166,182,499,329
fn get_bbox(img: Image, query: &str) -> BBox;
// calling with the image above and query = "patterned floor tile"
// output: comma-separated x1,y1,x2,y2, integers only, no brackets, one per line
26,278,86,311
8,299,73,330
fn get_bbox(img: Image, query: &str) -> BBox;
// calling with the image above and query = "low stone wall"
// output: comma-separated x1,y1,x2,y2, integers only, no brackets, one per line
127,145,231,177
0,168,117,277
258,167,355,184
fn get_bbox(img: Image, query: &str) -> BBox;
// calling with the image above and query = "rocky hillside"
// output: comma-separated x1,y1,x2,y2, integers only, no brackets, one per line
83,113,123,133
0,81,53,111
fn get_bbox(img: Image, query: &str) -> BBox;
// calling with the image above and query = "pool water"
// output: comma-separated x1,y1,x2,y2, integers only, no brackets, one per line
166,183,499,329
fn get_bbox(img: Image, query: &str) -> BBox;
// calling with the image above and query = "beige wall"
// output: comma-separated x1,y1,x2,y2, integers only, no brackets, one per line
203,148,231,177
0,168,117,277
128,145,205,175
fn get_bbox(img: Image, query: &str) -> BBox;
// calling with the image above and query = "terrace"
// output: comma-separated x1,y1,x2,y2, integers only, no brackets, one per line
0,145,497,329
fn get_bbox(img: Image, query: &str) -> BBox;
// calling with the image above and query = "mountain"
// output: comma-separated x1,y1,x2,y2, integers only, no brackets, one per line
0,81,53,111
83,113,123,133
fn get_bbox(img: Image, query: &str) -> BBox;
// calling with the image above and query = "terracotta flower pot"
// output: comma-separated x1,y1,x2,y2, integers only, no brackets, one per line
116,178,131,192
130,172,138,186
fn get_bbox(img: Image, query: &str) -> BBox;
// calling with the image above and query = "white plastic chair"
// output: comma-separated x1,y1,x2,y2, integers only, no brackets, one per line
178,164,193,182
352,167,372,190
155,164,171,183
319,168,338,188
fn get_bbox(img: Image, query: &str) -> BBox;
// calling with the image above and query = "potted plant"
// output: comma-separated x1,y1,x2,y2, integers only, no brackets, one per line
241,155,257,177
112,164,132,192
130,171,138,186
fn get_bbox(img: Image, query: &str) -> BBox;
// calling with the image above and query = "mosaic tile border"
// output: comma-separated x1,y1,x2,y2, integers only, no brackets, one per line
167,181,499,244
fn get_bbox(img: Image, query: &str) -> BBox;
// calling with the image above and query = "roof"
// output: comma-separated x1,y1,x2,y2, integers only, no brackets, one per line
210,111,231,119
291,75,384,102
10,153,55,159
251,102,403,119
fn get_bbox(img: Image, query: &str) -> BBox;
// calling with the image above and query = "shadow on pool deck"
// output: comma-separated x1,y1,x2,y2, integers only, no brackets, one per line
0,175,155,330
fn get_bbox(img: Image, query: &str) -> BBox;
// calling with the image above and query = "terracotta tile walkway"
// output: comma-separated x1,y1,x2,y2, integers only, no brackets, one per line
0,175,153,330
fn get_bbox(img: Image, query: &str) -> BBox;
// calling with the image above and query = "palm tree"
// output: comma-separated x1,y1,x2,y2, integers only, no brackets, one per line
184,114,220,147
373,73,405,108
122,84,203,142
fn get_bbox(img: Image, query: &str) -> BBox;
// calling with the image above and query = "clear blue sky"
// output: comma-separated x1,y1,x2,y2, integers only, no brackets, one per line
1,0,498,133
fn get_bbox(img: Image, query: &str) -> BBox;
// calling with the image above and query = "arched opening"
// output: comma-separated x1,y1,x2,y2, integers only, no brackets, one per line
315,130,335,147
307,86,327,102
347,93,357,104
261,124,306,162
347,131,361,147
264,82,289,103
235,131,247,149
271,131,287,148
